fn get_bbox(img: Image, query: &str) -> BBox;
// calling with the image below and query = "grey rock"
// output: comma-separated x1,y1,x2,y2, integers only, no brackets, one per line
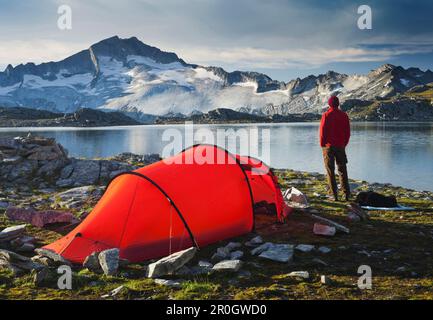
33,267,59,288
147,247,197,278
98,248,119,276
101,285,126,298
287,271,310,279
0,201,9,209
320,275,333,285
245,235,264,247
230,250,244,260
0,224,26,241
212,260,243,272
225,242,242,252
258,244,294,263
0,249,44,274
17,243,35,253
83,252,102,273
295,244,315,253
250,242,273,256
212,246,231,261
35,248,72,266
154,278,184,288
318,246,332,254
198,260,213,268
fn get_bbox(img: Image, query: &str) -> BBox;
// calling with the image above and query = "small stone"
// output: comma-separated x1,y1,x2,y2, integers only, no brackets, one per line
98,248,119,276
312,258,328,266
295,244,315,253
101,285,126,298
212,260,243,272
225,242,242,252
320,275,332,285
83,252,102,273
147,247,197,278
313,223,336,236
230,250,244,260
287,271,309,279
318,246,332,254
245,236,264,247
250,242,272,256
212,246,231,261
258,244,294,263
198,260,213,268
154,279,183,288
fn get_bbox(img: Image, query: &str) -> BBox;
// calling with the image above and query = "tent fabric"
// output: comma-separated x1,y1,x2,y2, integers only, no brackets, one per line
44,144,289,264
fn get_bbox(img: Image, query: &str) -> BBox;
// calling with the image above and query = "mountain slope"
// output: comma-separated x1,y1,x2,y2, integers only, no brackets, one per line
1,36,432,120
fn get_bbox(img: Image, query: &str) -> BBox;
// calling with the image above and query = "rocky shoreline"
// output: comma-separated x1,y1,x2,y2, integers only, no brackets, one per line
1,135,433,300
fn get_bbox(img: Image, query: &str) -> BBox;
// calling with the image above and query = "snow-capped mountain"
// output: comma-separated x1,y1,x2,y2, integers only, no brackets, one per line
1,36,432,119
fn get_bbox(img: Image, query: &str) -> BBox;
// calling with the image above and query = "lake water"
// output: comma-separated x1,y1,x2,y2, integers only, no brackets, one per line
1,122,433,192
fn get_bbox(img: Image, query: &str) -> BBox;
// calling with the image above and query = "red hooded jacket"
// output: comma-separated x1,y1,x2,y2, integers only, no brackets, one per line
319,97,351,148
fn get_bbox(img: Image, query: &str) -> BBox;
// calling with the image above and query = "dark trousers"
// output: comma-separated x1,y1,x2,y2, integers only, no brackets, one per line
322,146,350,199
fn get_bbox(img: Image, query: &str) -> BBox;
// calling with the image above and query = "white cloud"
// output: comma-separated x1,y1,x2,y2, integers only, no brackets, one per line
176,45,433,70
0,39,86,69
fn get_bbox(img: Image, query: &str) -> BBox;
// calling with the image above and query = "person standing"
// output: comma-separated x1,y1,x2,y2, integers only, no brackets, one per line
319,96,351,201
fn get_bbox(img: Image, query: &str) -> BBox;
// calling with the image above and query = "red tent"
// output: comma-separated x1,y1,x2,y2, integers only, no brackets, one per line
44,145,290,263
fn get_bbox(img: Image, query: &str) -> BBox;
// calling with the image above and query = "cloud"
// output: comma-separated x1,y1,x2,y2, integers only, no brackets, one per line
0,40,86,69
176,44,433,70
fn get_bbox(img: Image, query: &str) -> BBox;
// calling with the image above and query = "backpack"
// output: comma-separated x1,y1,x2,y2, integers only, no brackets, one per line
355,191,398,208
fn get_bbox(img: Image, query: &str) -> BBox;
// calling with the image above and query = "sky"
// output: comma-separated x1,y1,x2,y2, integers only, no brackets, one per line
0,0,432,81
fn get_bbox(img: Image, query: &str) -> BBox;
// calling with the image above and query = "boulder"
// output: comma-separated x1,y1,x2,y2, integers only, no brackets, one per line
17,243,35,253
98,248,119,276
35,248,72,266
0,249,44,274
313,223,336,236
147,247,197,278
258,244,294,263
57,160,101,187
212,260,243,272
6,207,77,228
0,224,26,241
33,267,59,288
83,252,102,273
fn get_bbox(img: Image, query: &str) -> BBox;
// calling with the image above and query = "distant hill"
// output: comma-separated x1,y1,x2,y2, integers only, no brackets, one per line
0,107,141,127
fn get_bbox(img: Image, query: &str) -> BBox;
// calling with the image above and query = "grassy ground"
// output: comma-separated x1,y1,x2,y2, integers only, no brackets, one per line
1,169,433,300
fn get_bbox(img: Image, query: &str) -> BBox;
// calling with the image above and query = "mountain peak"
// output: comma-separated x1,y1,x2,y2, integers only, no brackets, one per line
89,36,187,65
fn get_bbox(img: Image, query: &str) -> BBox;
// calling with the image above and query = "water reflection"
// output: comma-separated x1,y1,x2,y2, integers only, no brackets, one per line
1,122,432,191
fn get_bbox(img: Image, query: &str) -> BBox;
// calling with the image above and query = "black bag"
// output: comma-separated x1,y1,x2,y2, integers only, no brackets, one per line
355,191,398,208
